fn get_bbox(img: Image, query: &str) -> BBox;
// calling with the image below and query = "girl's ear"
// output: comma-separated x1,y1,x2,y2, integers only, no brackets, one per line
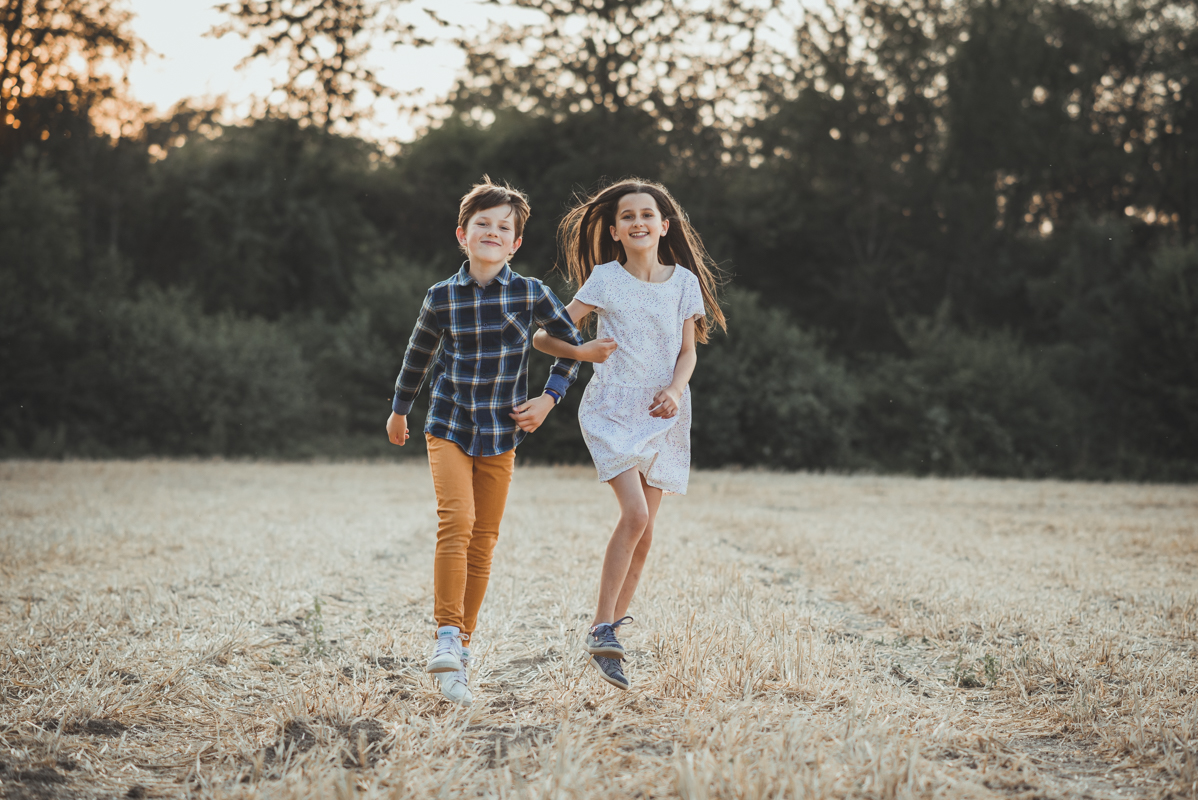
660,219,669,237
610,224,619,241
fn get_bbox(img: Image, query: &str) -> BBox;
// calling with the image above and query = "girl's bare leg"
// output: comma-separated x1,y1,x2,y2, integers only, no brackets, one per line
613,472,662,620
593,468,655,625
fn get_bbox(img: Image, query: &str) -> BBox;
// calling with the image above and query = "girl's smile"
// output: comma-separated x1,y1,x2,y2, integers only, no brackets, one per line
610,192,672,283
610,193,669,253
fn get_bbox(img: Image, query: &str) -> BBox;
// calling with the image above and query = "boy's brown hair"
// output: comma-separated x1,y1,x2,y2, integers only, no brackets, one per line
458,176,531,255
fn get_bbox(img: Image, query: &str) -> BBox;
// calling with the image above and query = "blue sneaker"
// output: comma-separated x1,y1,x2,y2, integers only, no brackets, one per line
585,616,633,659
426,625,463,674
588,654,630,690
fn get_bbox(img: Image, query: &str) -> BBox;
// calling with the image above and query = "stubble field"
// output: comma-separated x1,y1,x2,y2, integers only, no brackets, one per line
0,460,1195,800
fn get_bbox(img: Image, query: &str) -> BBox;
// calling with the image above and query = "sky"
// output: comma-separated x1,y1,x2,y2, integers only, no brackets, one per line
124,0,532,141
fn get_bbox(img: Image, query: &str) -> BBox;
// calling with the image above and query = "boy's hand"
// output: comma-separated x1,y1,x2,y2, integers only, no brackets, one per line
510,394,556,432
577,337,618,363
649,387,683,419
386,412,409,445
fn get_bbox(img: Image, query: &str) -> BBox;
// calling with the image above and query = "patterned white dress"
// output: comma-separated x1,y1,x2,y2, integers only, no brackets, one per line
575,261,707,495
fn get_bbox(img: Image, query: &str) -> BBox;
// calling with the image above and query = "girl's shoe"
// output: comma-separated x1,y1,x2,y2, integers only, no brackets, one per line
587,654,630,690
437,647,472,705
426,625,464,673
585,616,633,658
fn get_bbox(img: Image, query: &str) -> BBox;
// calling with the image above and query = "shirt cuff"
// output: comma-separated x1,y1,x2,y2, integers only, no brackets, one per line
393,395,414,415
543,373,571,399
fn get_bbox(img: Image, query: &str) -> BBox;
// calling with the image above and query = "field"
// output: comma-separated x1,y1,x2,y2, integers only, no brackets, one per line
1,461,1196,800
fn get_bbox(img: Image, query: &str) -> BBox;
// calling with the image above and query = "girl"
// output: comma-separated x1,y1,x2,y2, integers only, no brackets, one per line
532,178,725,690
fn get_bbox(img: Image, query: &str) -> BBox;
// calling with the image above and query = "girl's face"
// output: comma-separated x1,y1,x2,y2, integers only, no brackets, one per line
457,204,522,266
610,193,669,255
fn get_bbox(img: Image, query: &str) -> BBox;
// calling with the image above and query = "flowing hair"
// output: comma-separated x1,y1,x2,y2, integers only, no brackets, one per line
556,178,727,343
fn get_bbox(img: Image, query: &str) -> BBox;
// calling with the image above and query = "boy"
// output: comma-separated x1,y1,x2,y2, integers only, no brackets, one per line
386,178,597,705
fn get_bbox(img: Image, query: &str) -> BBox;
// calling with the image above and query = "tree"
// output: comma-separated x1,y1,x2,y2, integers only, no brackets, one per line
451,0,783,143
133,118,387,320
210,0,430,129
1,0,141,146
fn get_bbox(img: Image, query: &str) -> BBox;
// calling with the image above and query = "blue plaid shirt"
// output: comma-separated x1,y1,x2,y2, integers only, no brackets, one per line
392,264,584,456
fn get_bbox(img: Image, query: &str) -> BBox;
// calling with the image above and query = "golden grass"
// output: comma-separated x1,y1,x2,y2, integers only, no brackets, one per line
1,461,1195,799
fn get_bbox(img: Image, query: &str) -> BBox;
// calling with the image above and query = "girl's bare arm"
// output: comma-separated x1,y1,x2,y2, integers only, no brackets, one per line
533,299,617,362
650,317,698,419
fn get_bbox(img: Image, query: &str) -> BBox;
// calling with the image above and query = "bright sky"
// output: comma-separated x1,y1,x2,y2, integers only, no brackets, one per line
124,1,534,141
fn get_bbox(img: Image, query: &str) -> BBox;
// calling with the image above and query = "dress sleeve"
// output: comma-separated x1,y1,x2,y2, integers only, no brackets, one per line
682,268,706,321
573,264,607,309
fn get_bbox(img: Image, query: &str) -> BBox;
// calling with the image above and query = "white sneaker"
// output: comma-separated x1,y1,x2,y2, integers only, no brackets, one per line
426,626,463,674
437,647,472,705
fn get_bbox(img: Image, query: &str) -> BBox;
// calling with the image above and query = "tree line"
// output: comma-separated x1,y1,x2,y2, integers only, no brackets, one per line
1,0,1195,479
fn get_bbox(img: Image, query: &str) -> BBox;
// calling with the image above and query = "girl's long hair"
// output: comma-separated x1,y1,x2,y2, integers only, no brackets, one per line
557,178,727,343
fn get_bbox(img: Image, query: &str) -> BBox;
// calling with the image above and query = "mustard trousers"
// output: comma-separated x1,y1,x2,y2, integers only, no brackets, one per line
425,434,515,644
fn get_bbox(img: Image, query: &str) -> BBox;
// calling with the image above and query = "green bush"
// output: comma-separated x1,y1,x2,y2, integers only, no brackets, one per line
0,153,87,454
1108,244,1198,479
75,290,315,456
690,289,860,469
292,259,446,457
856,327,1073,476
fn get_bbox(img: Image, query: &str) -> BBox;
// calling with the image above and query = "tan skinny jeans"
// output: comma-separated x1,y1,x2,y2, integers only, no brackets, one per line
425,433,515,645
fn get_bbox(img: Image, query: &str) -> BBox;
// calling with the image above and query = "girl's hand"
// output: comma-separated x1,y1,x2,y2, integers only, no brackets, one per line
578,337,618,363
649,387,683,419
386,412,409,445
510,394,556,432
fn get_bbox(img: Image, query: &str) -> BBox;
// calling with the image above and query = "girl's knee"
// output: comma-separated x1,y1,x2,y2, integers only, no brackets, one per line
638,526,654,550
620,506,650,533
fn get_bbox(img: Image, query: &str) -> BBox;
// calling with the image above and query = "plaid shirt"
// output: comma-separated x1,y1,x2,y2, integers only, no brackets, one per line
392,264,583,456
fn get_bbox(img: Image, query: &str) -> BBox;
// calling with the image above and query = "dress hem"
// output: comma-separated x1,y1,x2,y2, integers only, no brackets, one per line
593,456,687,496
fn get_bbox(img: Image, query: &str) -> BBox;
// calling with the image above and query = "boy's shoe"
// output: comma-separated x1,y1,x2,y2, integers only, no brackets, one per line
585,615,633,659
437,647,472,705
587,654,630,690
426,625,464,674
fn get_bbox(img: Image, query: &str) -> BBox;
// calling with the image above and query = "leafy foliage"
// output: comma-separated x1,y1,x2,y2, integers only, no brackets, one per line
856,327,1074,477
1,0,1195,478
1,0,142,152
450,0,781,140
691,290,859,470
210,0,429,128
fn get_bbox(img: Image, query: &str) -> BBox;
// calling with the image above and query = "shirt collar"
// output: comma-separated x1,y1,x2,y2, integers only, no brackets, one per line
454,262,513,288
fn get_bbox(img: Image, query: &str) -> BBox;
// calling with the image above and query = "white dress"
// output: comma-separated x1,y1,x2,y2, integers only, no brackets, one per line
575,261,707,495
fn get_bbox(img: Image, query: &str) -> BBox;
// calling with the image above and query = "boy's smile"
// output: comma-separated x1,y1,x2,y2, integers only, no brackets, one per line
457,203,522,278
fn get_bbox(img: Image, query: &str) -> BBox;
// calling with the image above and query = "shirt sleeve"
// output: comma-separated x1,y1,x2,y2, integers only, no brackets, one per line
682,268,706,321
532,283,584,398
573,265,606,309
392,289,444,415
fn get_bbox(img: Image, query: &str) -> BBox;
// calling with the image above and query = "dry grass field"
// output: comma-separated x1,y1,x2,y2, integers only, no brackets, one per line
1,461,1196,800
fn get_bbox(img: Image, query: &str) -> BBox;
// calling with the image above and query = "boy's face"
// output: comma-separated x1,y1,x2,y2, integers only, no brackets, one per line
457,204,522,267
